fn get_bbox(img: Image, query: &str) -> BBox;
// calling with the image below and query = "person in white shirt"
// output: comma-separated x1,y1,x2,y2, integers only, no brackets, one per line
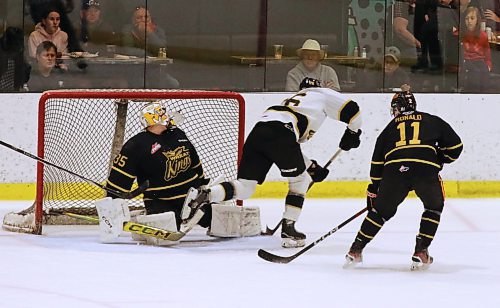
185,77,362,248
285,39,340,91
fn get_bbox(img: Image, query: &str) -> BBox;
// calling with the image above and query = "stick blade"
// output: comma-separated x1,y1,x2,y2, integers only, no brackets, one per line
260,225,276,236
257,249,294,264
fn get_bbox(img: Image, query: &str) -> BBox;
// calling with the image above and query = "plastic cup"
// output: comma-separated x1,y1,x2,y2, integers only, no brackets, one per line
320,44,328,58
106,45,116,57
273,44,283,59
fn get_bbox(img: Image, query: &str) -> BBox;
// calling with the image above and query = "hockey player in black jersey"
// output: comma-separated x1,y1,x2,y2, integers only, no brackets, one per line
95,101,211,244
184,77,363,248
344,91,463,270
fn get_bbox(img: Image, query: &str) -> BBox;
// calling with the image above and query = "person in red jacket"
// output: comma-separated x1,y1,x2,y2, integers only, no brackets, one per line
461,6,492,92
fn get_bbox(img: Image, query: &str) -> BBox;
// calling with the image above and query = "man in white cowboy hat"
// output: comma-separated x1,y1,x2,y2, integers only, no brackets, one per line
285,39,340,91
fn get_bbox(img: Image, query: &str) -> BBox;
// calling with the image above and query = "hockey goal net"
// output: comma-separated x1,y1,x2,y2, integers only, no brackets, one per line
2,89,245,234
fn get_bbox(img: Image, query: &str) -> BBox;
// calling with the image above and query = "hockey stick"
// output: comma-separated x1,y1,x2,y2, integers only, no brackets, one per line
56,211,188,241
57,204,206,242
258,207,367,264
0,140,149,199
261,148,343,236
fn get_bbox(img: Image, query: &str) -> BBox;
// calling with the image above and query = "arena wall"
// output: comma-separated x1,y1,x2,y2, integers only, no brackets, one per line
0,92,498,199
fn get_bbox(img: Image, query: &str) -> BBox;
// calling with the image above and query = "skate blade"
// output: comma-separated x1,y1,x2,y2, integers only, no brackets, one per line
411,261,431,271
281,238,305,248
342,255,362,269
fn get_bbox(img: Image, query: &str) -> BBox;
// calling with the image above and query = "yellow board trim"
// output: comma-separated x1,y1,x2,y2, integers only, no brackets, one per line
1,181,500,200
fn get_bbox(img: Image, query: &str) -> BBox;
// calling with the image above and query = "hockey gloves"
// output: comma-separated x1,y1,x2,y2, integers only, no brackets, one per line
307,160,329,182
339,128,362,151
366,184,378,211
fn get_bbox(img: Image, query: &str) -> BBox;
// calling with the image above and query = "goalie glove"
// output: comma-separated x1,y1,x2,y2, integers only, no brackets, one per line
339,128,361,151
307,160,329,182
366,184,378,211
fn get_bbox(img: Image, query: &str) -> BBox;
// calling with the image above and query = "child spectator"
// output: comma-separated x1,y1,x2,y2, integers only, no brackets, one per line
383,46,411,90
28,8,68,59
461,6,492,92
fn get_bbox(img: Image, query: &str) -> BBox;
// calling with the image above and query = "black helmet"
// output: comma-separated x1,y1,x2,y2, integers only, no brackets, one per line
391,91,416,116
299,77,321,90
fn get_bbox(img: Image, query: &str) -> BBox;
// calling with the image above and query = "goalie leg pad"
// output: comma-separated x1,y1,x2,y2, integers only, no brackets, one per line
130,210,147,242
208,203,261,237
95,197,130,243
136,212,178,246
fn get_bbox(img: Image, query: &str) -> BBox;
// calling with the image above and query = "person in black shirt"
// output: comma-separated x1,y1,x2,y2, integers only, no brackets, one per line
344,90,463,270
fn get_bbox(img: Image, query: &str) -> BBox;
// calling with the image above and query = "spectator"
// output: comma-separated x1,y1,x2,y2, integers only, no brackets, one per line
285,39,340,91
28,8,68,59
461,6,492,92
355,46,410,92
121,6,167,57
27,41,67,91
0,27,31,92
28,0,82,52
412,0,443,73
383,46,411,90
484,0,500,31
389,0,421,66
79,0,118,54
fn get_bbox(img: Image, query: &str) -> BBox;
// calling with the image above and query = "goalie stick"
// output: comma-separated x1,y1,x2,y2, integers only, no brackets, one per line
261,148,343,236
56,210,203,242
258,207,367,264
0,140,149,199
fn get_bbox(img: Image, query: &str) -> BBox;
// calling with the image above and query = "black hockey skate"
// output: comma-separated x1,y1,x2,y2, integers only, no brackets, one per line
281,219,306,248
343,240,364,269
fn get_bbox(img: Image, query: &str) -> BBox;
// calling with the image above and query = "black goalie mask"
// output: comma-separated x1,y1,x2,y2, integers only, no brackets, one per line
391,91,416,117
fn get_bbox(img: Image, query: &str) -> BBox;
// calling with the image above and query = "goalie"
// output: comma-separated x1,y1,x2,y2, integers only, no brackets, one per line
95,102,212,245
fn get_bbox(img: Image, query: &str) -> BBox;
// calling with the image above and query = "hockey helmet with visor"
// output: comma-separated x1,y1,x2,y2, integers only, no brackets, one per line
390,91,416,117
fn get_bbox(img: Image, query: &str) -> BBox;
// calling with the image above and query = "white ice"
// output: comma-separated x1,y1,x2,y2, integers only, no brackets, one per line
1,198,499,308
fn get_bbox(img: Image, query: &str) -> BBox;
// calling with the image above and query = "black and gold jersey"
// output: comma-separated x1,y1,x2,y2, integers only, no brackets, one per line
106,126,206,207
370,111,463,187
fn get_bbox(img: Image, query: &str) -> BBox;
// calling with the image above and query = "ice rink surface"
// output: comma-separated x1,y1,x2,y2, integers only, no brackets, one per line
1,198,499,308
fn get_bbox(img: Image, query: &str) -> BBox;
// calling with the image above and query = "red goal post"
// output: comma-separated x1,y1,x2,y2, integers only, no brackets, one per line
2,89,245,234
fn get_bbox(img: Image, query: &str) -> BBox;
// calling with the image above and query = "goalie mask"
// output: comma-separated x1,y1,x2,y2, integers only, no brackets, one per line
299,77,321,90
390,91,416,117
140,102,170,128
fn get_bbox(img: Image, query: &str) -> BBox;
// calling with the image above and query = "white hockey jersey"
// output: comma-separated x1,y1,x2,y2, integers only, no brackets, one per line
260,88,362,143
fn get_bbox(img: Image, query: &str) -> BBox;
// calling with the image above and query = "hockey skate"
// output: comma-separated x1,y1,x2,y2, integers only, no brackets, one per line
281,219,306,248
343,241,364,269
411,249,433,271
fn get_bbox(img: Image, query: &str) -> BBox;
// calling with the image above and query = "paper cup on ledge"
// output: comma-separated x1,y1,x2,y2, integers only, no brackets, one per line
273,44,283,59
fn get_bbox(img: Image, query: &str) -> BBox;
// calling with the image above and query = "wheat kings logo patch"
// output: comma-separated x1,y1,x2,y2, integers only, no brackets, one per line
162,146,191,181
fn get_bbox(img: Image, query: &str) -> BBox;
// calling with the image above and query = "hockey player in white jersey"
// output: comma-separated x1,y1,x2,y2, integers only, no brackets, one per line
184,77,362,248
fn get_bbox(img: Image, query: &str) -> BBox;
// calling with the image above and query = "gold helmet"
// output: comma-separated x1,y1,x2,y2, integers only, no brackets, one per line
139,102,170,128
